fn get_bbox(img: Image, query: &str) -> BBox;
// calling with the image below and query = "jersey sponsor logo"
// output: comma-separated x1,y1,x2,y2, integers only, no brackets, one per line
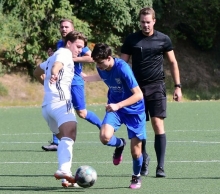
115,78,121,84
109,85,123,92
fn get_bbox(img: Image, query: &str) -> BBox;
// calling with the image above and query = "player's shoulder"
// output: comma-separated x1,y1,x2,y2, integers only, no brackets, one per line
114,58,131,71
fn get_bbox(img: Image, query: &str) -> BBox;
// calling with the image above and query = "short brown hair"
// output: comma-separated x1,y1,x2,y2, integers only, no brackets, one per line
139,7,155,19
64,31,87,47
60,19,74,26
91,43,112,61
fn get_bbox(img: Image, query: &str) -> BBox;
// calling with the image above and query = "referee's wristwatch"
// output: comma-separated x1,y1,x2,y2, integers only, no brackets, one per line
174,84,182,88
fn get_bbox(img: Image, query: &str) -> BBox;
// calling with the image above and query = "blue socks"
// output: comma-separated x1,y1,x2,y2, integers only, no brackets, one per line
85,110,102,129
107,136,122,147
133,154,143,175
53,134,60,145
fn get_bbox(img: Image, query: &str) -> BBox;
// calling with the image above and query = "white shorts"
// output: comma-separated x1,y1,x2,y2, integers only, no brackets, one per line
42,100,77,134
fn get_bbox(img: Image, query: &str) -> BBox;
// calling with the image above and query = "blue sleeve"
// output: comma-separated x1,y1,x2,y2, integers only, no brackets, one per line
80,46,90,56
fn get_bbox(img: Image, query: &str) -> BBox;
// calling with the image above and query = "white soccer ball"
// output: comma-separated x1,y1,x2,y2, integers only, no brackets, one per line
75,165,97,188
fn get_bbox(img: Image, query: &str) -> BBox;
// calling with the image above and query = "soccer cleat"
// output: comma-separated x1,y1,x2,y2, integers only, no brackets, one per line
54,170,76,183
156,166,166,178
113,138,126,165
62,179,79,188
42,142,58,151
140,154,150,176
129,175,141,189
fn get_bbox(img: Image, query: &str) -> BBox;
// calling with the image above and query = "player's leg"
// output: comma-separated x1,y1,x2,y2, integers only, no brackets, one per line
124,112,146,189
130,137,142,189
71,85,102,129
151,116,166,177
146,82,167,177
44,101,77,184
100,111,126,165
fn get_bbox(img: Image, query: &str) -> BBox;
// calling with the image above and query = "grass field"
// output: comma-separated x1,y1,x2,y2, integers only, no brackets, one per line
0,101,220,194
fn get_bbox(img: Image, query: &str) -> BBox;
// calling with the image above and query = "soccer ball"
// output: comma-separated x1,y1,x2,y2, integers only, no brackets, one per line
75,165,97,188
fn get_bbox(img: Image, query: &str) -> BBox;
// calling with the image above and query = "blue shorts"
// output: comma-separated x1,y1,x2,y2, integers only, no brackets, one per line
71,85,86,110
102,111,147,140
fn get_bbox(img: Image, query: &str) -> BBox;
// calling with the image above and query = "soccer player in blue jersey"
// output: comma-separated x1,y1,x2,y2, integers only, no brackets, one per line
42,19,102,152
84,43,146,189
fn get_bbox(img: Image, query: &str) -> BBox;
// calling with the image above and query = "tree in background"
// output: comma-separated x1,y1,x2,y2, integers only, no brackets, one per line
1,0,91,78
0,2,23,75
153,0,220,50
72,0,152,48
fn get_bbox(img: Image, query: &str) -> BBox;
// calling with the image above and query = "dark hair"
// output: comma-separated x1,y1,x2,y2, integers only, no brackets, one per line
64,31,87,47
138,7,155,19
91,43,112,61
60,19,74,26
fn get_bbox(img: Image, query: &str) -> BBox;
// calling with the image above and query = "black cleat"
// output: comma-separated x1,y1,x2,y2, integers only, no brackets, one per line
140,155,150,176
156,166,166,178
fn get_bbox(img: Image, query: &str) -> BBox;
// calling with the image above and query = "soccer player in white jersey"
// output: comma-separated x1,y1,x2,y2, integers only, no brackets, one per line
34,31,87,186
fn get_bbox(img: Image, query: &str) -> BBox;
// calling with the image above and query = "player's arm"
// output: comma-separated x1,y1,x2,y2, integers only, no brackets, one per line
165,50,182,102
82,73,102,82
73,50,94,63
106,86,143,112
33,65,45,85
50,61,63,83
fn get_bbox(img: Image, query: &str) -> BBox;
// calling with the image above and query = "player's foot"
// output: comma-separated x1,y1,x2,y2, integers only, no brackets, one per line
61,179,79,188
113,138,126,165
156,166,166,178
42,142,58,151
129,175,141,189
54,170,76,183
140,154,150,176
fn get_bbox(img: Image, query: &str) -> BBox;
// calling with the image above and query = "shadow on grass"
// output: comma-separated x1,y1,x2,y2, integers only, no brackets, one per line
0,150,44,152
0,186,84,192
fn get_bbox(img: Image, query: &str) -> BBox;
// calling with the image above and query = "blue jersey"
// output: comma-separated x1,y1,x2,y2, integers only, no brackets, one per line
56,40,90,85
97,58,145,114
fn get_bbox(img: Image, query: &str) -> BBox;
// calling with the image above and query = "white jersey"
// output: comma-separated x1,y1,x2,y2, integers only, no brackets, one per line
40,48,74,106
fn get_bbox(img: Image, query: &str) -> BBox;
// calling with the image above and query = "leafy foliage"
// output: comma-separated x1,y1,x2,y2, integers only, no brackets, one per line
2,0,91,78
72,0,152,47
153,0,220,50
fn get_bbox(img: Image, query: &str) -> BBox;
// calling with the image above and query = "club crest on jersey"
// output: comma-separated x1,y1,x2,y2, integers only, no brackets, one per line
115,78,121,84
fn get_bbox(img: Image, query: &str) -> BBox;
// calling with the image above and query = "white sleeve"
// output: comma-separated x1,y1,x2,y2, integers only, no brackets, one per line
40,59,49,71
55,49,72,66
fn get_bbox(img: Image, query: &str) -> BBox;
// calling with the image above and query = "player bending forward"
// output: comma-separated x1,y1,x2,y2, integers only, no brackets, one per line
34,31,87,187
84,43,147,189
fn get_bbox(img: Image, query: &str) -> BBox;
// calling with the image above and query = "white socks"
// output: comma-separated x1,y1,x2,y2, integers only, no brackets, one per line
57,137,74,174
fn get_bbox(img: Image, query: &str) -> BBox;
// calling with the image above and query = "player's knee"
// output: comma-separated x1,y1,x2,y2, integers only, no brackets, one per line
99,135,110,145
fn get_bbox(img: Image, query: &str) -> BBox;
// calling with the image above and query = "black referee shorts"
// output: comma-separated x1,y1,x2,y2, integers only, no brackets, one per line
141,82,167,121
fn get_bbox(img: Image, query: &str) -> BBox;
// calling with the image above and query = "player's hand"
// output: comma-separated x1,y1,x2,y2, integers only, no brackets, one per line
105,104,120,112
173,88,182,102
50,74,58,84
48,48,54,56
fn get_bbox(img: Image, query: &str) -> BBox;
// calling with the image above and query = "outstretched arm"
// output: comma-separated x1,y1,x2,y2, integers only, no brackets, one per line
73,50,94,63
82,73,102,82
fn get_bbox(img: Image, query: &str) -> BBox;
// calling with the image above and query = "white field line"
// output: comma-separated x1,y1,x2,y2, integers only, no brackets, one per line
0,140,220,144
0,129,220,136
1,160,220,164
